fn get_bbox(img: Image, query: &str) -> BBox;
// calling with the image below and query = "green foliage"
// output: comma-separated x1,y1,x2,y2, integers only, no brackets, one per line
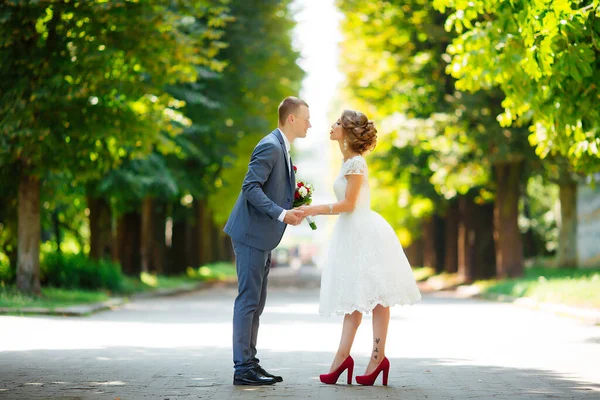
337,0,450,240
88,0,304,224
0,0,229,179
0,253,14,285
337,0,531,245
0,164,18,271
41,171,89,249
41,252,124,292
522,175,560,254
93,4,232,213
433,0,600,173
97,152,181,213
207,0,305,224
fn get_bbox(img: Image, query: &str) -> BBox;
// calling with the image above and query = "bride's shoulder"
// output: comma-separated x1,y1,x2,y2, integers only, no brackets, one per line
343,154,368,175
343,154,367,163
346,154,367,165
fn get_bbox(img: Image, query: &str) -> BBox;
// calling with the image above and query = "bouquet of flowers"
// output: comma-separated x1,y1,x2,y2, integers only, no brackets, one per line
293,172,317,230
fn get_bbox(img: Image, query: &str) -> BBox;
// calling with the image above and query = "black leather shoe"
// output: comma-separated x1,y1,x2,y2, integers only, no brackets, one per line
256,365,283,382
233,368,277,386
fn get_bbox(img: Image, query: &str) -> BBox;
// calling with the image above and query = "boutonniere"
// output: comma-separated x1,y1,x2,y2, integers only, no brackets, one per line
293,165,297,173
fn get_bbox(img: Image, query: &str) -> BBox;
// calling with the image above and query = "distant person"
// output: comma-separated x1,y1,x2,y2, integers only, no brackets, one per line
223,96,310,385
298,110,421,386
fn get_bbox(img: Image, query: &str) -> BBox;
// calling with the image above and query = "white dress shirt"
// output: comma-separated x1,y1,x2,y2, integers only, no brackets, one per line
277,128,292,222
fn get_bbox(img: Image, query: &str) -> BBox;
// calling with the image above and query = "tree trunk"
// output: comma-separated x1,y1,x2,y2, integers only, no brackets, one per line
405,237,424,267
521,196,538,258
215,225,229,261
458,196,475,282
211,214,222,263
190,204,199,268
458,195,496,282
556,181,578,268
422,217,437,269
17,173,41,295
151,201,167,274
52,209,62,254
477,203,497,279
493,161,524,278
170,218,187,275
197,199,213,266
140,197,153,273
88,196,113,260
169,201,192,275
116,212,141,275
444,200,459,273
434,215,446,273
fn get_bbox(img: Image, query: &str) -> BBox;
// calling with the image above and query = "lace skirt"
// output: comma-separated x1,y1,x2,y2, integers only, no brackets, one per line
319,209,422,316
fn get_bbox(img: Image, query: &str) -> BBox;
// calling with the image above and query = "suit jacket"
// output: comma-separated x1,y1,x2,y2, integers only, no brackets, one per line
223,129,296,251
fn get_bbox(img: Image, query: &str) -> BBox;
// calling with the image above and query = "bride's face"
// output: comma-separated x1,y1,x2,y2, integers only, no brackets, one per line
329,119,344,141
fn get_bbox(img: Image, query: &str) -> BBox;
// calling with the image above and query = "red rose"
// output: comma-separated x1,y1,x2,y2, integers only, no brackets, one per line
294,192,300,199
293,165,297,173
297,182,303,188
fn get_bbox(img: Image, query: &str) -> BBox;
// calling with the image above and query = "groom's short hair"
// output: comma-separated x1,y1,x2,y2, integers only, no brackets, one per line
278,96,308,126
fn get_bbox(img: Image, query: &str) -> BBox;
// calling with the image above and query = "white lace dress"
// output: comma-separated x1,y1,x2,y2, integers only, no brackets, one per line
319,155,422,316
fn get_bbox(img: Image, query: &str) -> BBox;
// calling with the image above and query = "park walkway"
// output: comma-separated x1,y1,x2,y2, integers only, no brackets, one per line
1,266,599,399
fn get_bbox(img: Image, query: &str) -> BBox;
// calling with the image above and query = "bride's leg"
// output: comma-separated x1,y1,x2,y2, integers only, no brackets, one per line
329,310,362,372
365,304,390,374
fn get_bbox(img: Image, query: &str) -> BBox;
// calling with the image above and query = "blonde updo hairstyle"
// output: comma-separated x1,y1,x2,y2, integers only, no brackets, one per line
340,110,377,153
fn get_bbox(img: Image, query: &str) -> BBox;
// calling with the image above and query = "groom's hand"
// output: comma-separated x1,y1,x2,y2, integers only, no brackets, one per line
283,209,304,226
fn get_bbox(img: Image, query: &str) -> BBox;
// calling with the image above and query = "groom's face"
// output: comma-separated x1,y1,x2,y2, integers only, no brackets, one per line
292,105,311,139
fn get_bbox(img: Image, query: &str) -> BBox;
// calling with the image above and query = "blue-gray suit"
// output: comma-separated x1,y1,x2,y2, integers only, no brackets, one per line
223,128,295,373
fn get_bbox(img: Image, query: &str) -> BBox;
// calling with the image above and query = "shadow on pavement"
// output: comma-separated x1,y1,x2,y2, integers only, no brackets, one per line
0,346,598,399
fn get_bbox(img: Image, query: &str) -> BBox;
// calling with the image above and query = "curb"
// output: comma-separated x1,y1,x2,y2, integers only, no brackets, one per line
0,297,127,317
0,279,234,317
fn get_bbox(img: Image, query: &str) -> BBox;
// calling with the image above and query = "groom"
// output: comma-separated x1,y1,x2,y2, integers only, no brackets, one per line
224,96,311,385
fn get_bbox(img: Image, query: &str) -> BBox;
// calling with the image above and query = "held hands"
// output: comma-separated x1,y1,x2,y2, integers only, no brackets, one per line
297,205,317,216
283,209,304,226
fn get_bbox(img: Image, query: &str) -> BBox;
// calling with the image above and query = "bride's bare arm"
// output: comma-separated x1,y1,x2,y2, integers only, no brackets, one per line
299,174,363,216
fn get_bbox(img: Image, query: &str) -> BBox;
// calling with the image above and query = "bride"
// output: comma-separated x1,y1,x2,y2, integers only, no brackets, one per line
298,110,421,386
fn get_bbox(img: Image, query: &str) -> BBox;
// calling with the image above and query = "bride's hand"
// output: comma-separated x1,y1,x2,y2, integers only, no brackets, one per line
297,205,315,216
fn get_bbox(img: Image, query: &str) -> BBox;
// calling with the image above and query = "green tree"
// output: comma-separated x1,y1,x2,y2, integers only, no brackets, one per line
0,0,227,294
433,0,600,267
337,0,534,278
89,0,304,274
207,0,305,225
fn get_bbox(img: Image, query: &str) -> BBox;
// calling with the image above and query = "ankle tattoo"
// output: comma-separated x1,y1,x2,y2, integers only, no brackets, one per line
373,337,381,360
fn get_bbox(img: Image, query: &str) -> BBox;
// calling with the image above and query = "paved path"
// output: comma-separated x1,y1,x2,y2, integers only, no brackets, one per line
1,267,599,399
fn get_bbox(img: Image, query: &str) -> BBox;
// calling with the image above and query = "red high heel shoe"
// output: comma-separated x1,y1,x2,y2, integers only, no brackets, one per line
319,355,354,384
355,357,390,386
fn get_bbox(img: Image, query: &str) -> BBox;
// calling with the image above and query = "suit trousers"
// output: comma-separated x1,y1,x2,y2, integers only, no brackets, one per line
231,240,272,373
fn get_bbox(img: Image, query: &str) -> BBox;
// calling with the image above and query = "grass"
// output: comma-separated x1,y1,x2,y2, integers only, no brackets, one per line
0,285,110,309
412,266,436,282
473,267,600,309
120,273,198,294
0,262,237,311
186,262,237,282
